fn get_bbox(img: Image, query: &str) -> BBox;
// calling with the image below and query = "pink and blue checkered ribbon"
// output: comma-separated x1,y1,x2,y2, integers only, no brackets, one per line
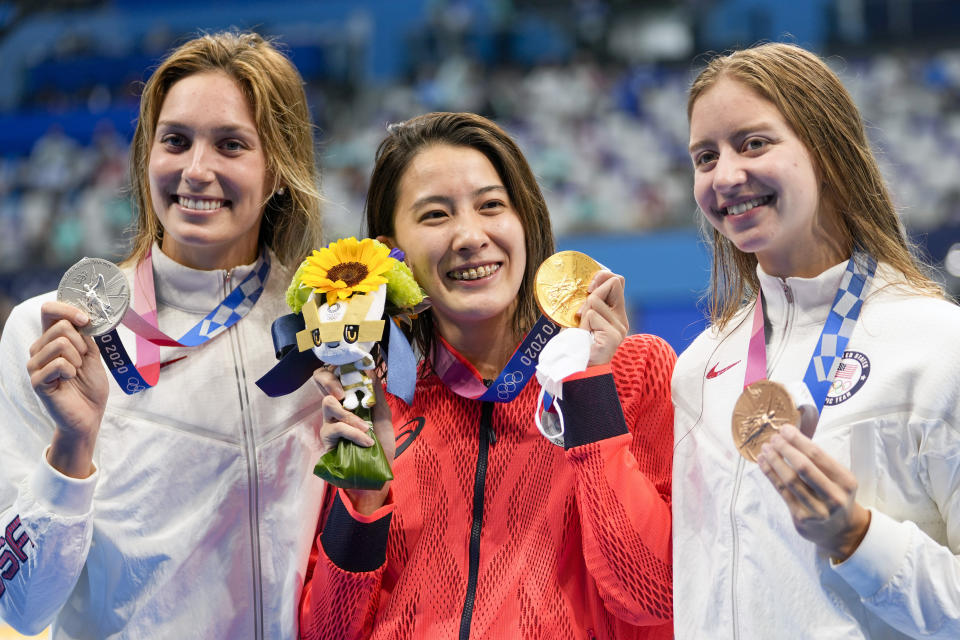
94,248,270,395
744,252,876,415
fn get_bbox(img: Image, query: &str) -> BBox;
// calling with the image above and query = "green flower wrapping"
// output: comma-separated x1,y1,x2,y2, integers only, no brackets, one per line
312,408,394,490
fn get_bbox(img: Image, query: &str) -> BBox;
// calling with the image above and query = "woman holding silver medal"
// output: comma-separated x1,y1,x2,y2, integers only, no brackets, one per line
672,43,960,638
299,112,676,639
0,32,328,638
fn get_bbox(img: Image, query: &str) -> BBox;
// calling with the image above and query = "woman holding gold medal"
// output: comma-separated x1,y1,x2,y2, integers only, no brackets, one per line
299,112,676,639
672,43,960,638
0,32,327,638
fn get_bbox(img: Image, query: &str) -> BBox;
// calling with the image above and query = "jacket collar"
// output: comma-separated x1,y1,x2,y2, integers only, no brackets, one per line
756,259,850,329
149,242,260,313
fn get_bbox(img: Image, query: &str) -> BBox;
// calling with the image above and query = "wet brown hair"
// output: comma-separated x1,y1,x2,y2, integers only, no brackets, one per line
688,42,942,327
127,30,322,268
365,112,554,359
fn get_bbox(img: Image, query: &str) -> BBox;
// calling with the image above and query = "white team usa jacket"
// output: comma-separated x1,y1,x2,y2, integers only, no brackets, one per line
672,261,960,639
0,247,325,639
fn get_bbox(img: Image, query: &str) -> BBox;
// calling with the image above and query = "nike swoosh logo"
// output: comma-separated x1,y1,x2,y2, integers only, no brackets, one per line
706,360,740,379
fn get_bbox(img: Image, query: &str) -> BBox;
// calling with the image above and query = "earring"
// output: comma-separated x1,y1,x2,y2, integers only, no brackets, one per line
276,187,285,196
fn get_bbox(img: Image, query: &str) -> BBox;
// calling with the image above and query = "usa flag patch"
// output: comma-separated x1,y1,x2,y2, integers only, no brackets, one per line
824,351,870,406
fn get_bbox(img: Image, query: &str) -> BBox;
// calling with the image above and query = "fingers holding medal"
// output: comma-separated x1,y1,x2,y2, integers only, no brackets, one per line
534,250,628,366
578,270,629,364
25,258,118,451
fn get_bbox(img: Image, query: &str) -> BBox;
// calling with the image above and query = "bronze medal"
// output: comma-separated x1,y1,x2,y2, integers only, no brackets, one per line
534,251,602,328
731,379,800,462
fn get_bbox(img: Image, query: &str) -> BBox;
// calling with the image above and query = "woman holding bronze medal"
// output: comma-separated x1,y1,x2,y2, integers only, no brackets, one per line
672,43,960,638
0,32,327,637
299,112,675,639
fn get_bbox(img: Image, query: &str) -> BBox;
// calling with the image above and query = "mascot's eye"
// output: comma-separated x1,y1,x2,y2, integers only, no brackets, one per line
343,324,360,343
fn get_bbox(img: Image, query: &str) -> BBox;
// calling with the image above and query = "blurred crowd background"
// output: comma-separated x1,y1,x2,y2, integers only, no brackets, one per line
2,2,960,638
1,0,960,355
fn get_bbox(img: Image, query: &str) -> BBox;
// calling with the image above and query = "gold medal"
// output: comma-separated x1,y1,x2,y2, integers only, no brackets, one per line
731,379,800,462
534,251,602,328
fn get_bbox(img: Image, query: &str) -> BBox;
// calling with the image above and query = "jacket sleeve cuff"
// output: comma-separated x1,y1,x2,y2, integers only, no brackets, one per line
31,446,98,517
563,363,611,383
560,365,628,450
320,488,394,573
831,508,910,598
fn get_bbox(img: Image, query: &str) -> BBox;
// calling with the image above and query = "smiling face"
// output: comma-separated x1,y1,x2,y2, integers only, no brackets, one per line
387,143,526,338
689,76,844,277
148,71,269,270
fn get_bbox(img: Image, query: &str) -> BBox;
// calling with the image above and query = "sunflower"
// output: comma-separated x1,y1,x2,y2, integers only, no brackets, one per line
299,237,396,306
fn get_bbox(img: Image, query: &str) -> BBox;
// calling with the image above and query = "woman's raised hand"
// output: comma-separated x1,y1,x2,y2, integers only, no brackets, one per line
313,366,395,515
756,423,871,562
27,301,109,478
578,270,629,366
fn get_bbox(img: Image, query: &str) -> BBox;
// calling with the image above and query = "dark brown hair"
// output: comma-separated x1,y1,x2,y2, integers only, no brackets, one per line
365,112,554,359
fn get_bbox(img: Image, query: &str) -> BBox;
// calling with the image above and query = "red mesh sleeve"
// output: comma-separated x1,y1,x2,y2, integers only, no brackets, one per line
300,546,385,640
299,489,390,640
565,334,675,625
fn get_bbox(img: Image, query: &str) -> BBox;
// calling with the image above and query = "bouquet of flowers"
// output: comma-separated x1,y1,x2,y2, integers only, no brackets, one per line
258,237,425,489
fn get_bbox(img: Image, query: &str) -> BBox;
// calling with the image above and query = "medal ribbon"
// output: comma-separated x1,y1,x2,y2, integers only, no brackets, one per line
433,314,558,403
94,248,270,395
743,252,877,414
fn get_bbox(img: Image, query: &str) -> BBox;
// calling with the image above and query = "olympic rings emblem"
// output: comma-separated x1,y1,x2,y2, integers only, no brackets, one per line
496,371,524,400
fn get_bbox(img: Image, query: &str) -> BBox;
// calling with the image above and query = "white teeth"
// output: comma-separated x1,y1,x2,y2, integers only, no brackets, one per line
724,196,769,216
450,263,500,281
178,196,224,211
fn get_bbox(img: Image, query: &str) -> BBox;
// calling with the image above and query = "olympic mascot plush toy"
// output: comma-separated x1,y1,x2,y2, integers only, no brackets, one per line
256,237,425,489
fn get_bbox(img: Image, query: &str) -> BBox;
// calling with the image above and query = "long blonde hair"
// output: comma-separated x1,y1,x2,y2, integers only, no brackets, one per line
127,30,322,268
688,43,942,328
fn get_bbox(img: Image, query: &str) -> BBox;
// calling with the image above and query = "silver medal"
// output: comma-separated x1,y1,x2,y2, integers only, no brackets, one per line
57,257,130,336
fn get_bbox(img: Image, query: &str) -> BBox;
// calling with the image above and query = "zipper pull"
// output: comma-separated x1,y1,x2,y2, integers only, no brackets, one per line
222,268,232,294
780,279,794,304
487,424,497,446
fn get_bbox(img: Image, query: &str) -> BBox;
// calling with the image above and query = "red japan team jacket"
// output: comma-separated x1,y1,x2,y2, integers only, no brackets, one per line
300,333,676,639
